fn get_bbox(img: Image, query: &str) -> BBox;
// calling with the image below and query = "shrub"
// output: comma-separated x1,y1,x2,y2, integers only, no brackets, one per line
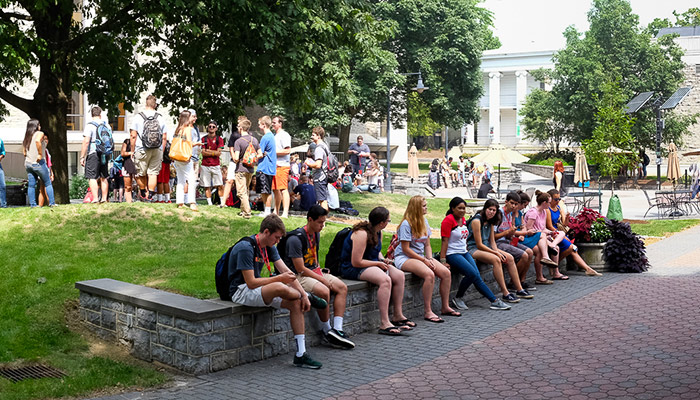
603,220,649,273
568,207,607,243
525,149,575,165
69,175,89,199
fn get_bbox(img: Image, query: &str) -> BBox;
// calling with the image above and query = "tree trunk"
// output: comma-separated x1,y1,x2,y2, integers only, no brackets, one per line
338,123,351,154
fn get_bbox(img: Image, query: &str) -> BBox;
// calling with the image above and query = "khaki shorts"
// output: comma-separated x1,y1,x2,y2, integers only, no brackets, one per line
134,148,163,176
200,165,223,187
297,271,344,293
272,166,290,190
230,284,283,309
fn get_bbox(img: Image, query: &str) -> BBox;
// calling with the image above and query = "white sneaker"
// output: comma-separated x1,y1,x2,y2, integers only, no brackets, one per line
258,211,270,217
451,297,469,310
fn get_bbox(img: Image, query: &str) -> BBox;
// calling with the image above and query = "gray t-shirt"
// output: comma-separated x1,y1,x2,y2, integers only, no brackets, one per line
129,110,168,151
83,122,98,155
233,134,260,174
313,142,328,183
348,142,370,167
393,218,432,259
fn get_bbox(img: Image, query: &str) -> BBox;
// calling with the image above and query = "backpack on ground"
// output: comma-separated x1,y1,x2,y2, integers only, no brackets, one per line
139,112,163,149
321,144,339,183
215,236,256,301
384,234,400,260
89,121,114,163
325,227,352,276
240,136,258,168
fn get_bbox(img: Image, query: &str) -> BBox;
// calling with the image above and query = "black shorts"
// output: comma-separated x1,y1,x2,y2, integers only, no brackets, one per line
314,179,328,201
256,172,274,195
85,153,108,179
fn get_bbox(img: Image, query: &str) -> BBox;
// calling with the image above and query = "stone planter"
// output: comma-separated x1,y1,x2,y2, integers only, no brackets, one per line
568,242,609,272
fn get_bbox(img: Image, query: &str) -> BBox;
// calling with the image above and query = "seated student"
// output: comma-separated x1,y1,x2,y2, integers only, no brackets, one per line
546,189,602,277
339,207,414,336
494,192,536,292
440,197,511,311
525,191,568,280
514,191,552,285
341,164,356,192
226,215,324,368
393,196,459,322
293,175,317,211
467,199,534,303
282,205,355,349
477,177,493,198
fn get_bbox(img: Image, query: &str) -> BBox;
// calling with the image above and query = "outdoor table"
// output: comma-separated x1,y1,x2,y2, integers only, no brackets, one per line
655,189,695,218
565,191,602,216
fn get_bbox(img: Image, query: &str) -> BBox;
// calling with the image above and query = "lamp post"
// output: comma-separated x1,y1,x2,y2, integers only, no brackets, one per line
386,71,428,193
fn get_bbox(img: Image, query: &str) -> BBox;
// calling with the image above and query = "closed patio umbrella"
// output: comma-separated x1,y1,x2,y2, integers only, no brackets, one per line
574,148,590,187
667,143,681,185
407,144,420,182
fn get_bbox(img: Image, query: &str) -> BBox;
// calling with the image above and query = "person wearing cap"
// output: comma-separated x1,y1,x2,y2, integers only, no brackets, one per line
200,120,225,205
272,115,292,218
129,95,168,201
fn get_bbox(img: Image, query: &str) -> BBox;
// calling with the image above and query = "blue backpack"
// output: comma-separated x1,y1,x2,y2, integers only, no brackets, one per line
215,236,257,300
90,121,114,163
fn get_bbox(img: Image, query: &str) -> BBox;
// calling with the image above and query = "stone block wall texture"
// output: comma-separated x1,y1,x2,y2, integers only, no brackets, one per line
77,266,535,375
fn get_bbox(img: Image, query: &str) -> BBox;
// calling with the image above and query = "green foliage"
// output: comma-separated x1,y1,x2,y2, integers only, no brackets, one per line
583,79,636,183
525,150,576,166
69,174,89,200
523,0,695,149
590,218,612,243
646,7,700,35
520,88,571,152
407,92,441,138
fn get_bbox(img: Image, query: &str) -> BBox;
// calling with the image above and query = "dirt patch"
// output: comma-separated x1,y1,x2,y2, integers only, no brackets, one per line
145,279,166,287
644,237,663,246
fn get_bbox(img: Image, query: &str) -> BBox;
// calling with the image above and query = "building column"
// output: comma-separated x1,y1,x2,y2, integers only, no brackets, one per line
515,70,528,142
488,72,502,145
463,123,475,145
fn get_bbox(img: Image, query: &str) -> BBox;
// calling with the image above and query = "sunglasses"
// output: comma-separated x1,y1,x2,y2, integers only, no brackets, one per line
553,197,561,201
208,125,217,129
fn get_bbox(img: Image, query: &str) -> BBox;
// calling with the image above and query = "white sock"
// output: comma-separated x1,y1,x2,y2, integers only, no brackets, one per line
158,194,164,201
333,316,344,332
184,194,188,203
264,206,271,214
165,193,170,201
295,334,306,357
207,197,212,205
322,320,332,334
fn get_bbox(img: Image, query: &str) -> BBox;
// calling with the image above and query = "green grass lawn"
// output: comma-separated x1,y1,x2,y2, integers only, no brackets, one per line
338,192,455,227
629,218,700,237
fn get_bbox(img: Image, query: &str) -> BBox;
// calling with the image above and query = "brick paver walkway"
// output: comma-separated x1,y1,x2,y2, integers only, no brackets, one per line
327,275,700,400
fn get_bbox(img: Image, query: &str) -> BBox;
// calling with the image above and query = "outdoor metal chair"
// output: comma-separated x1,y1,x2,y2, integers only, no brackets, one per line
644,190,671,218
507,183,522,192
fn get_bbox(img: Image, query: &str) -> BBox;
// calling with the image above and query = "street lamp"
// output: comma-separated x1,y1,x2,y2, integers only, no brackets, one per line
386,71,429,192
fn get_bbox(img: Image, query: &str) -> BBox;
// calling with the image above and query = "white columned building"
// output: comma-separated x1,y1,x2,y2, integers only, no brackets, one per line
488,72,502,144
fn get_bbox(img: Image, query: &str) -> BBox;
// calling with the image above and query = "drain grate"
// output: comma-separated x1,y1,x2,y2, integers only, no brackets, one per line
0,365,66,383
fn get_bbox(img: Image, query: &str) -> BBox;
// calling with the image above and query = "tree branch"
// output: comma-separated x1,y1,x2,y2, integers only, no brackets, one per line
0,85,33,115
0,10,33,22
66,2,140,50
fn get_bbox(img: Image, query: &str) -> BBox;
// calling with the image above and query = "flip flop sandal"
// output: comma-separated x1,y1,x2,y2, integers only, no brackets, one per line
541,258,558,266
552,275,569,280
441,310,462,317
391,319,417,328
378,326,404,336
424,316,445,323
535,279,554,285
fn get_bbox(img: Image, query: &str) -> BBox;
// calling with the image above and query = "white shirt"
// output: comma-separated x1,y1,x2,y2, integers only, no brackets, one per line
275,129,291,167
130,109,168,151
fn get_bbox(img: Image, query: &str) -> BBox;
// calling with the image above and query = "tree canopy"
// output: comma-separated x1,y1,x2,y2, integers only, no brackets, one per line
520,0,696,151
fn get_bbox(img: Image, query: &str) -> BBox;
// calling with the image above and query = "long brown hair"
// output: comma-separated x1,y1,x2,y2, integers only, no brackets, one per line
174,110,191,139
352,206,390,248
23,119,40,152
399,195,428,238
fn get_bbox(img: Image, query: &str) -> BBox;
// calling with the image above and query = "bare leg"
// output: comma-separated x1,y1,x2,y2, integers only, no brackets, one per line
400,260,438,319
387,265,407,322
124,175,133,202
100,178,109,202
262,283,305,334
88,179,99,203
359,266,394,329
473,250,509,296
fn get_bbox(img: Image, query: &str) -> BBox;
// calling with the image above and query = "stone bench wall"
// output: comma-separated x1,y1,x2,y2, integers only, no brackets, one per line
77,265,535,375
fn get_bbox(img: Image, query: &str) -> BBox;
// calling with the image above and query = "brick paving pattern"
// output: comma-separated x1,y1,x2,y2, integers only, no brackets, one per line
327,275,700,400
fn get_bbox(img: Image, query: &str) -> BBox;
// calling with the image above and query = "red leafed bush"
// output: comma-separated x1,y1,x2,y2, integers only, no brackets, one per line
568,207,605,243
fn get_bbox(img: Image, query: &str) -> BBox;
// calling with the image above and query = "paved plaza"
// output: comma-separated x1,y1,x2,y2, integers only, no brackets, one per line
92,222,700,400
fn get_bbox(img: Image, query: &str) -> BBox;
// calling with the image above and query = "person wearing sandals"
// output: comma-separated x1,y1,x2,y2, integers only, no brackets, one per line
394,196,460,322
514,191,553,285
440,197,511,311
467,199,534,304
546,189,602,277
339,207,415,335
172,110,201,211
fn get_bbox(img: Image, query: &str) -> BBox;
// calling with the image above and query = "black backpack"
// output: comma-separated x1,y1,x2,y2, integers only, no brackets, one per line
139,112,163,149
321,144,339,183
277,228,308,272
89,121,114,163
162,140,172,163
215,236,256,301
325,227,352,276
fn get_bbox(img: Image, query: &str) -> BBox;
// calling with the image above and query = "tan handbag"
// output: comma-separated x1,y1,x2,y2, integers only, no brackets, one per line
169,127,192,162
